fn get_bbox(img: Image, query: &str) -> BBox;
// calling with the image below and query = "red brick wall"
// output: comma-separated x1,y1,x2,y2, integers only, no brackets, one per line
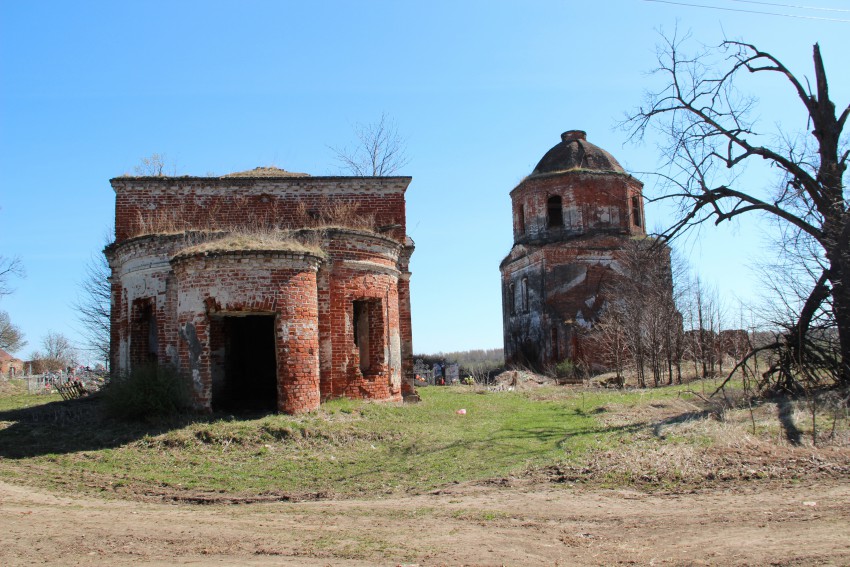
106,234,186,373
502,169,652,370
398,270,414,392
510,172,644,242
171,251,322,413
308,229,405,403
275,269,322,414
323,266,401,402
108,178,415,414
111,177,410,243
397,241,415,388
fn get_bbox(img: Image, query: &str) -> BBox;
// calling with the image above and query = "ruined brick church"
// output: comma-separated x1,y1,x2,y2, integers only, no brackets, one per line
107,167,414,414
501,131,648,369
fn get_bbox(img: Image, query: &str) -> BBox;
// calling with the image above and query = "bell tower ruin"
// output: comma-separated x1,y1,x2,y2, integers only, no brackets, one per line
500,130,649,370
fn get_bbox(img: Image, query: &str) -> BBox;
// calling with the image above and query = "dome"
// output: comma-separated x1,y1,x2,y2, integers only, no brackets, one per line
222,166,310,178
530,130,625,176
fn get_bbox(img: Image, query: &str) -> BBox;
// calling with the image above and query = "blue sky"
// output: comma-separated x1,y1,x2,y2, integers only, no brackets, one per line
1,0,848,360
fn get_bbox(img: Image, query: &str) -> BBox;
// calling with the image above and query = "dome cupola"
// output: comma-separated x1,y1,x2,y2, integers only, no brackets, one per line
531,130,625,176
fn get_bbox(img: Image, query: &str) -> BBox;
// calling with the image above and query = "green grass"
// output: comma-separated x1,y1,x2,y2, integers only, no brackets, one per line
102,387,609,495
0,379,61,411
0,385,634,495
0,381,773,498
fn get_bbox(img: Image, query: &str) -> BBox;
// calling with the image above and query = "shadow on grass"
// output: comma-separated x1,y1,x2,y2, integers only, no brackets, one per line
366,406,727,484
334,408,655,486
0,390,734,485
651,410,716,438
777,397,803,446
0,395,269,459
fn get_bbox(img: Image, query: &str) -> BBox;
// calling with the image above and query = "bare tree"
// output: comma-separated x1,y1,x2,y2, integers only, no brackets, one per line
331,113,410,176
133,153,175,176
30,331,77,373
750,225,841,392
0,311,25,352
73,250,111,368
0,253,26,353
682,276,726,380
0,255,24,298
624,33,849,389
590,238,682,387
586,314,629,385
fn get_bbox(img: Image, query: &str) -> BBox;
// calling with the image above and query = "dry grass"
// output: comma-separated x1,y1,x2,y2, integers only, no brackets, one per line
127,196,376,239
3,379,846,499
122,193,381,260
540,394,850,489
291,199,375,231
220,166,310,178
172,231,325,259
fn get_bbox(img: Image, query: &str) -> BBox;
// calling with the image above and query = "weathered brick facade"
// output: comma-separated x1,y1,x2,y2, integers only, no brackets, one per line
500,131,649,369
0,349,24,378
106,168,414,414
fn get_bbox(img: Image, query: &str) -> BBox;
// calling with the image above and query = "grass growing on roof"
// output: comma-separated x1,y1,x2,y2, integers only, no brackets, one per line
172,231,325,259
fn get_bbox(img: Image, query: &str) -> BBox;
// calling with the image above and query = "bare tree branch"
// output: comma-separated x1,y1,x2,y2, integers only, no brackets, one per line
73,249,111,368
0,310,26,352
29,331,77,373
624,33,849,388
0,256,24,298
331,113,410,176
133,153,176,176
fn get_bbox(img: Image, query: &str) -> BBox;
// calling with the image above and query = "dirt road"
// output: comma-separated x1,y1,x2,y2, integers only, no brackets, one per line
1,478,848,566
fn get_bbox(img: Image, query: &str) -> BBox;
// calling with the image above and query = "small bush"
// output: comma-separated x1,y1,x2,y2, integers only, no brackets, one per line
555,359,574,377
554,359,578,380
102,364,190,421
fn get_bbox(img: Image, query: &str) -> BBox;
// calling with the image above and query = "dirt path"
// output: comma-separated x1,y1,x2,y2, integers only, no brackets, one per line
1,479,848,566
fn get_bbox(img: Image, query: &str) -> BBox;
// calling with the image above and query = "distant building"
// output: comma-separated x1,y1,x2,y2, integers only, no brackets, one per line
500,130,665,369
0,349,24,378
107,167,415,414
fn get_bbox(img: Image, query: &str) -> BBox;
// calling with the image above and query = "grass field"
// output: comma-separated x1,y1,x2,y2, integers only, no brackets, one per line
0,378,847,500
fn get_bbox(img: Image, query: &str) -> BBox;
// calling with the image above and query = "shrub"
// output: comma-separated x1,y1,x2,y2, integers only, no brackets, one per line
102,364,190,420
554,359,578,380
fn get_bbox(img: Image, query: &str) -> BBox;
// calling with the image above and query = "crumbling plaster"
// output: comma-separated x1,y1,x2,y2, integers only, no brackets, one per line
501,132,653,370
107,171,415,414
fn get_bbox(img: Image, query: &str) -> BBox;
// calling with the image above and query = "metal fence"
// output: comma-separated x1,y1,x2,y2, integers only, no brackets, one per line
25,371,106,395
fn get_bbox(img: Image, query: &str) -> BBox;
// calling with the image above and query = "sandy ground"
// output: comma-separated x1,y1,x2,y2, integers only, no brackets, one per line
1,478,848,566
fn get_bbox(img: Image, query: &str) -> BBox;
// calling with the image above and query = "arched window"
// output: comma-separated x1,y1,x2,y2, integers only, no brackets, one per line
631,196,642,227
131,298,158,366
547,195,563,228
521,277,529,313
508,283,516,315
517,204,526,235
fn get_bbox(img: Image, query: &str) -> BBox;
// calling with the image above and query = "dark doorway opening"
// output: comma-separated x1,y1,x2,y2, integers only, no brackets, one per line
131,298,158,367
212,315,277,413
352,299,385,377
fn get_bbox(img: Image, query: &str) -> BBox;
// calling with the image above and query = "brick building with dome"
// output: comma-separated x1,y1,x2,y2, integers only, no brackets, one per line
106,167,415,414
500,130,655,369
